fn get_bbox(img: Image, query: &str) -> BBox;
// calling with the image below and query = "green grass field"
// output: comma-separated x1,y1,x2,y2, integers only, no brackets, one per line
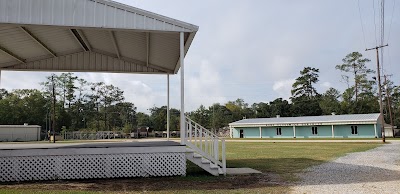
0,142,381,194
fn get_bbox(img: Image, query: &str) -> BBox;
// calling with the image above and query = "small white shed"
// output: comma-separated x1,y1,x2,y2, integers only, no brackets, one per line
0,125,41,142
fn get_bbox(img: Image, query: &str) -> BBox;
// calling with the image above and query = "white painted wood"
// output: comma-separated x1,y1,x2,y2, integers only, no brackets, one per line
0,150,186,182
0,146,186,157
167,74,170,140
185,117,226,175
259,126,262,138
180,32,185,145
186,148,221,176
332,125,334,138
374,124,377,138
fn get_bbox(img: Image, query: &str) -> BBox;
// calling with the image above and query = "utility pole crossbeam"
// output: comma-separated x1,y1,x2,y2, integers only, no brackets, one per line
366,44,388,143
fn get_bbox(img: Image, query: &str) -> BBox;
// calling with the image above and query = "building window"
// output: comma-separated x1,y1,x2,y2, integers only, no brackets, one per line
312,127,318,135
276,128,282,135
351,126,358,135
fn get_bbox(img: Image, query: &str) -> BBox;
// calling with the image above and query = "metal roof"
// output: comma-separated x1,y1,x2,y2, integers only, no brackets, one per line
0,125,41,128
229,113,382,126
0,0,198,74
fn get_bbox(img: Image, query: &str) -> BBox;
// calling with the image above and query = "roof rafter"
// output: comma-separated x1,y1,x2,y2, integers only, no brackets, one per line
70,29,90,52
109,31,121,59
92,49,173,74
0,45,26,64
76,29,92,52
19,26,57,57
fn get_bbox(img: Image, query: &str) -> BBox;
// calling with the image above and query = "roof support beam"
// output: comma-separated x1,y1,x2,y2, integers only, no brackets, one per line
146,32,150,67
70,29,90,52
76,30,92,52
19,26,57,57
109,31,121,59
0,45,26,64
91,49,173,74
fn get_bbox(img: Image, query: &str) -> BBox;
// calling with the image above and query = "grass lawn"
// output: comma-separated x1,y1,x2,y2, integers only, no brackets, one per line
0,142,381,194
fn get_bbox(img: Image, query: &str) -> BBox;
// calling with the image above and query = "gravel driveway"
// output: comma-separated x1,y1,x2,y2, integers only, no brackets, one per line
292,142,400,194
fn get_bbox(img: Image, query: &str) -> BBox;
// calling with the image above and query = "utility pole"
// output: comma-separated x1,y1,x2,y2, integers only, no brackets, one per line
366,44,388,143
51,75,56,143
384,74,395,138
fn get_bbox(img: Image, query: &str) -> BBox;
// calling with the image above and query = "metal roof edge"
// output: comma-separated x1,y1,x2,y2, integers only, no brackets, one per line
230,121,378,128
98,0,199,32
229,113,381,126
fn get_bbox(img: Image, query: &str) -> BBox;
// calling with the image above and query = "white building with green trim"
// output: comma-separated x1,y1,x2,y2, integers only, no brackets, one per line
229,113,383,138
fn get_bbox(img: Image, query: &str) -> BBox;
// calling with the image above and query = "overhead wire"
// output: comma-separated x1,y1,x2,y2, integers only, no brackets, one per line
380,0,385,73
372,0,378,46
386,0,396,43
357,0,368,49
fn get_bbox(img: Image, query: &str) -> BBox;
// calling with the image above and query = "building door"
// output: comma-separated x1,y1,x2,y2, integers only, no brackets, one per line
240,130,244,138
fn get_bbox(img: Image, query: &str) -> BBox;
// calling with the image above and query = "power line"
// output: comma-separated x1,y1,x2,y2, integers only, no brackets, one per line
372,0,379,46
380,0,385,72
386,0,396,43
357,0,368,49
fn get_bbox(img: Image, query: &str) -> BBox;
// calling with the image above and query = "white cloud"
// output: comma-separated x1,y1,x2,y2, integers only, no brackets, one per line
320,82,332,91
186,60,226,111
272,79,295,100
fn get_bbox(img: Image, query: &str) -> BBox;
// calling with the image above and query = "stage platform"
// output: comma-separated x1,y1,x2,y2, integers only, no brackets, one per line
0,141,186,182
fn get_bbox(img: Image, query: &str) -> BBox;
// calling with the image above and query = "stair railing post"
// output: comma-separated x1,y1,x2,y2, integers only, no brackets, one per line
222,139,226,176
189,121,192,142
194,123,197,146
214,138,218,161
200,126,203,151
205,131,208,154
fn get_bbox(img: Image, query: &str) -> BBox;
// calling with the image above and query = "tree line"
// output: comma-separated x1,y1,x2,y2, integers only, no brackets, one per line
0,52,399,132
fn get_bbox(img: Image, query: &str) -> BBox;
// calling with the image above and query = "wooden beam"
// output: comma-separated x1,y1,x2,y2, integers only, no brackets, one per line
20,26,57,57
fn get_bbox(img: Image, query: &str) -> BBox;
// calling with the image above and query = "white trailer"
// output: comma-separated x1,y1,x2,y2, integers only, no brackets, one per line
0,125,41,142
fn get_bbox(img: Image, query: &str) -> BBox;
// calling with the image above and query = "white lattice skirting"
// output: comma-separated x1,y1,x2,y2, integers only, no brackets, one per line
0,149,186,182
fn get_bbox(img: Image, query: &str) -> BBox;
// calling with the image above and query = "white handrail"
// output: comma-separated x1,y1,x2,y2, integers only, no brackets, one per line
185,117,226,175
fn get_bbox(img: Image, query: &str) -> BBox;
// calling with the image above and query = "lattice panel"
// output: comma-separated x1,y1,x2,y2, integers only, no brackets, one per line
0,153,186,182
143,153,186,177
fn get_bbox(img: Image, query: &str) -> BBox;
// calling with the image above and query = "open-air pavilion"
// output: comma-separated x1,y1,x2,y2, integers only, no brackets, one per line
0,0,226,181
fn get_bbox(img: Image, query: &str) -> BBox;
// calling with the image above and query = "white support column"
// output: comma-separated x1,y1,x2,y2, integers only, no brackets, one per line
179,32,185,145
259,126,262,138
229,126,232,138
0,69,2,88
332,125,334,138
374,124,377,138
293,126,296,138
167,74,170,140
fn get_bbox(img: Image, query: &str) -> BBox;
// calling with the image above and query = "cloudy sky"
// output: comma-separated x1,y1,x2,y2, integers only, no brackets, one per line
1,0,399,113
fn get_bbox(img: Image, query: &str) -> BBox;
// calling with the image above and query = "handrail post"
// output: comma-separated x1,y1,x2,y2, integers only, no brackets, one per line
189,121,192,142
222,139,226,176
200,126,203,151
205,132,208,154
214,138,218,161
194,123,197,145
